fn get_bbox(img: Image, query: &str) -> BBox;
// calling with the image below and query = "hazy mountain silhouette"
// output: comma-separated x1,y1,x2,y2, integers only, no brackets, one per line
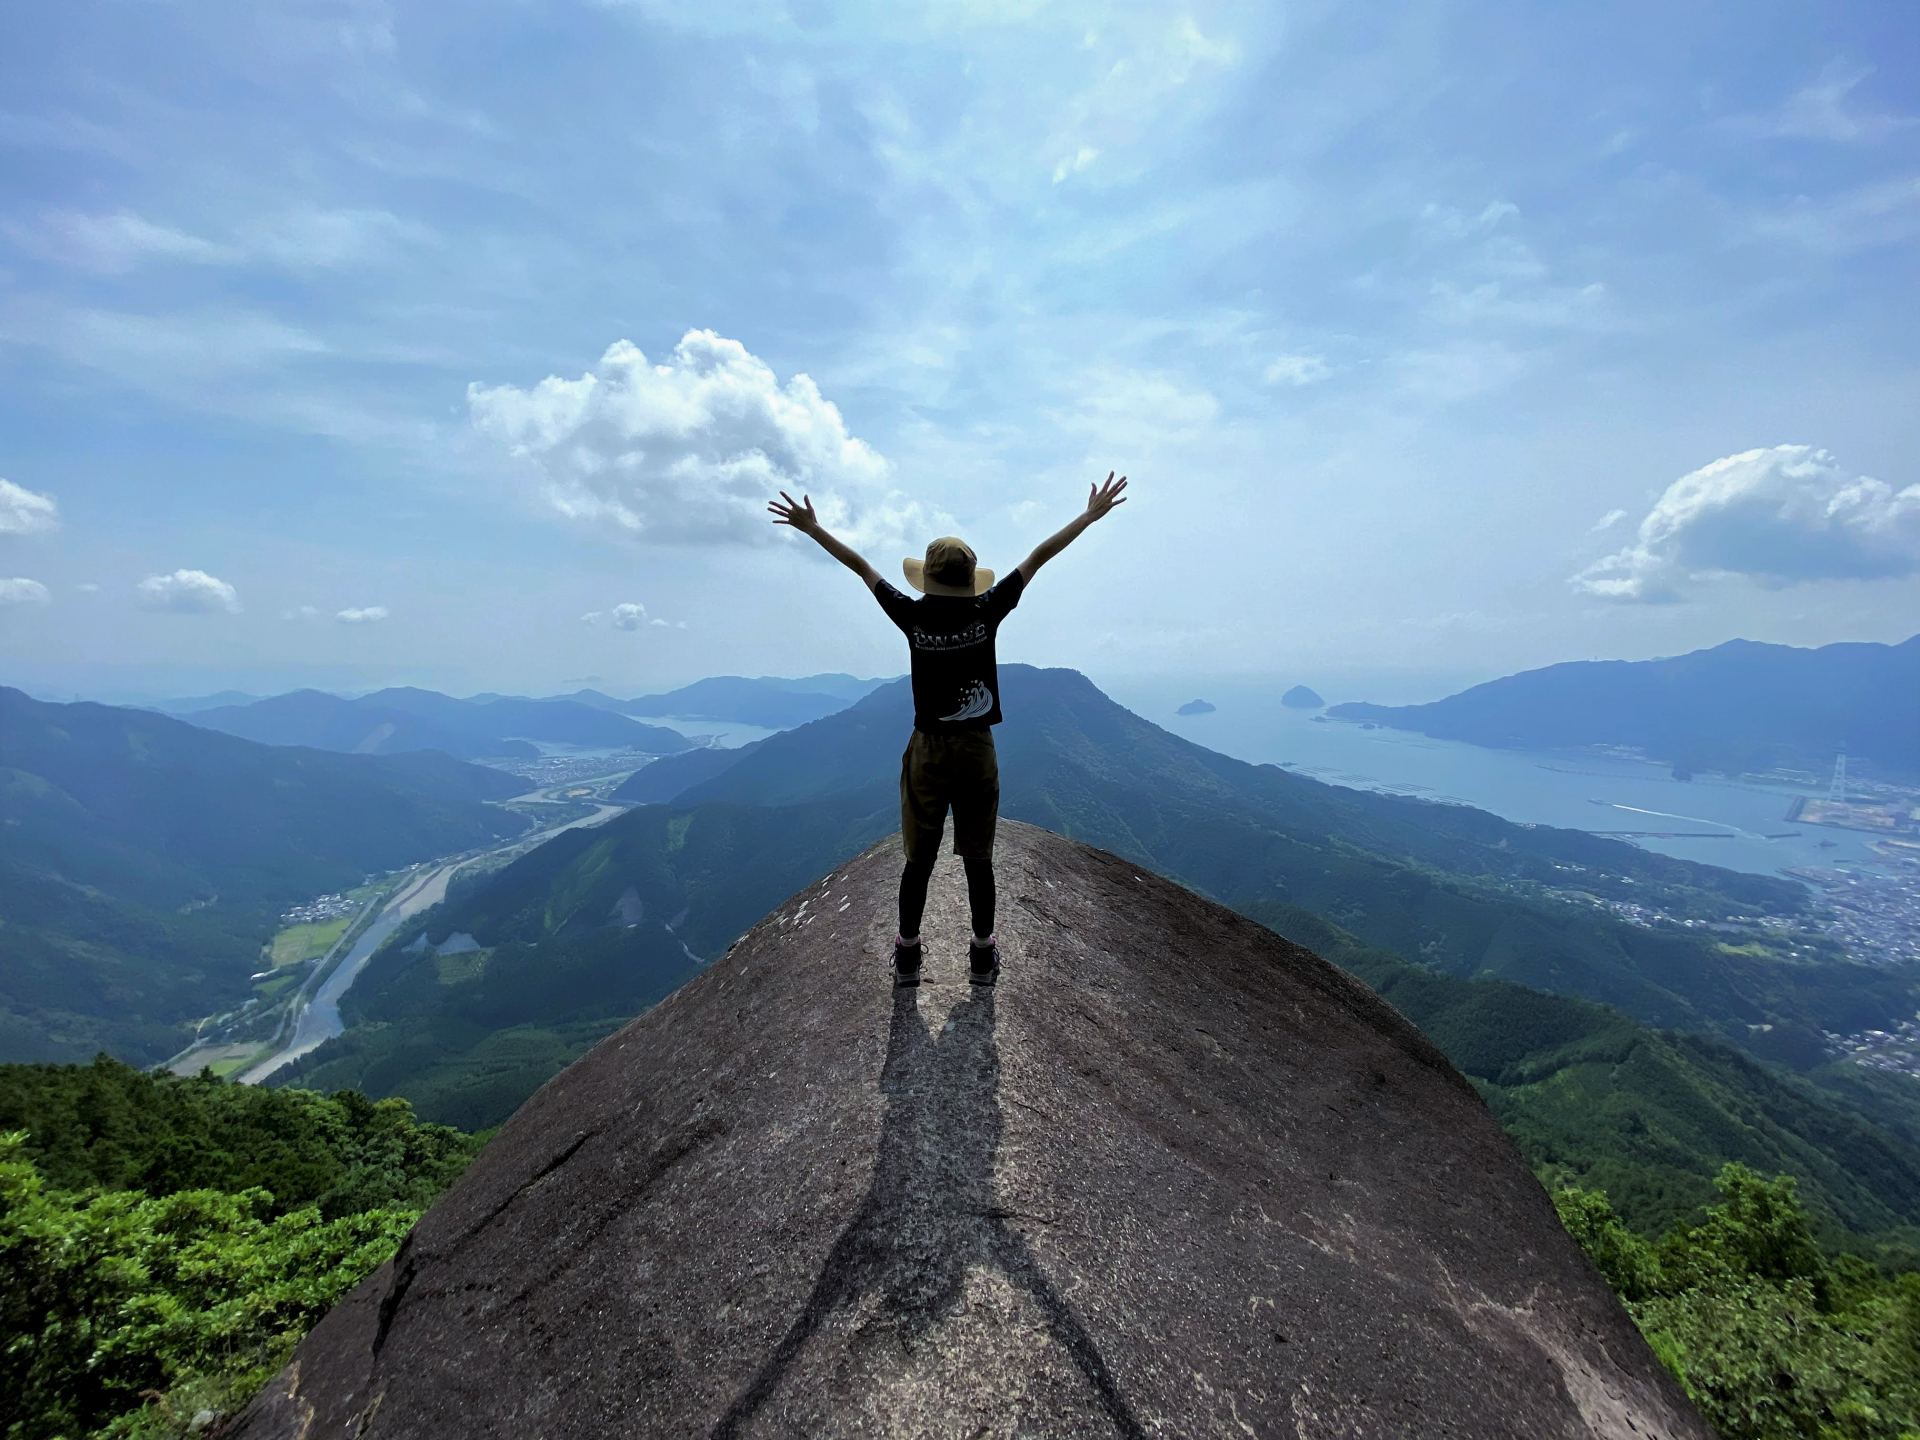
624,673,886,726
1331,634,1920,775
191,687,692,759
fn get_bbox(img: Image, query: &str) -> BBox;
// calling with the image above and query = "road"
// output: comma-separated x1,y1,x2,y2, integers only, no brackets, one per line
239,797,626,1085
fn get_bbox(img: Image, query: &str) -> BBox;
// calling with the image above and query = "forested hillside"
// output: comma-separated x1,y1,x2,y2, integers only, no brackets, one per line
0,689,530,1065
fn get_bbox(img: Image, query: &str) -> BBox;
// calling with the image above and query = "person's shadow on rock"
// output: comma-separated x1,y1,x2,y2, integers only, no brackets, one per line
711,983,1143,1438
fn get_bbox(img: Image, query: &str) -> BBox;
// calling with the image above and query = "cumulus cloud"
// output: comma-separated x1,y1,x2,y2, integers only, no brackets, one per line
1572,445,1920,602
584,601,680,630
0,577,51,606
280,604,322,620
468,330,924,548
1591,508,1628,532
0,478,58,534
137,568,240,614
335,605,389,624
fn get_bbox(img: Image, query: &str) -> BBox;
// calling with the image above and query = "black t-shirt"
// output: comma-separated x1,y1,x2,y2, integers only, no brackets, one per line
871,570,1026,730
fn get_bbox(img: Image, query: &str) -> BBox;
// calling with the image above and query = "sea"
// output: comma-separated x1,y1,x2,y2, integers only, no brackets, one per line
1105,680,1888,882
627,715,781,749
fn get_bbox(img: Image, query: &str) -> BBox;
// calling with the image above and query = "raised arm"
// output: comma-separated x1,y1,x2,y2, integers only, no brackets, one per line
768,491,881,589
1015,472,1128,584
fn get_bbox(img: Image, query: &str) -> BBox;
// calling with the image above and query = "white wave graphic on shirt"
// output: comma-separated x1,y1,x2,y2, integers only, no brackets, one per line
939,680,994,722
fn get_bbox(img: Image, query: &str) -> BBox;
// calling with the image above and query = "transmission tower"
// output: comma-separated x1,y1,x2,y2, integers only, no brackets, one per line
1828,745,1848,805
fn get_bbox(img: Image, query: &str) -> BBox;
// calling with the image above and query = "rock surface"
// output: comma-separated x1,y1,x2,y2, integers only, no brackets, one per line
229,822,1708,1440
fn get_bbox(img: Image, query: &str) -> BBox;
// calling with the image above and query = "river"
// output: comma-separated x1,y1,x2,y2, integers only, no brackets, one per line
240,800,626,1084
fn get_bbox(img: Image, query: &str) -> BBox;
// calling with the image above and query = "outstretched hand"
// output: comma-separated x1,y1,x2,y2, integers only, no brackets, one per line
768,491,820,536
1086,471,1128,521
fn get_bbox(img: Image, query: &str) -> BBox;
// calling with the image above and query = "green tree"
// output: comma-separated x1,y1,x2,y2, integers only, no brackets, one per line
0,1131,416,1440
1559,1163,1920,1440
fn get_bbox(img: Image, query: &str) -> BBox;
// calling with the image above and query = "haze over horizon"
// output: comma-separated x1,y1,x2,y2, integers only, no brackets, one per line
3,1,1917,701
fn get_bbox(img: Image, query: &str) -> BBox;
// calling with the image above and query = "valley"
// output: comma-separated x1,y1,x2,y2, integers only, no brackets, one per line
165,767,651,1084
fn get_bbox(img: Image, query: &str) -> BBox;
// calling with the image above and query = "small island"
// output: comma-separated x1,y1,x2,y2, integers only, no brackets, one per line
1281,685,1325,710
1176,699,1217,716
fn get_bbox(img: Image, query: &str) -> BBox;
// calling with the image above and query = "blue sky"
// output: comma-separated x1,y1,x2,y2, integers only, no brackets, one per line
1,0,1916,702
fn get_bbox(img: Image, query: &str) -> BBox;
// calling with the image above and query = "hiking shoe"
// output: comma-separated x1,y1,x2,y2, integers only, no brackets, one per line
893,936,923,988
968,937,1001,986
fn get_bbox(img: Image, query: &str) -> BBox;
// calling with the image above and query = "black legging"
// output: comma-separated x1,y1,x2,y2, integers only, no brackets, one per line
898,854,995,940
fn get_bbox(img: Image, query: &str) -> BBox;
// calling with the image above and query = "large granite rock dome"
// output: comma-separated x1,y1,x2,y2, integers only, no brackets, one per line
230,822,1706,1439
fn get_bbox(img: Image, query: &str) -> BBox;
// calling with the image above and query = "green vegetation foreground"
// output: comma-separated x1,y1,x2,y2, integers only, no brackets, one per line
0,1060,476,1438
7,1058,1920,1438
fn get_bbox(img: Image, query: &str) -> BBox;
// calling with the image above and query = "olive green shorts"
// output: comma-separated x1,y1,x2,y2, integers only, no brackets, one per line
900,728,1000,862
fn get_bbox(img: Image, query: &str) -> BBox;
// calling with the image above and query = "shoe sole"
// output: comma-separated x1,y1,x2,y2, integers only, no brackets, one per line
894,968,922,988
968,965,1000,986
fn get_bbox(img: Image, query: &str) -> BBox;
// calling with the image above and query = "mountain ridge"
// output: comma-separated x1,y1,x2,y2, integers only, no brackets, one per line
190,687,693,759
1328,633,1920,775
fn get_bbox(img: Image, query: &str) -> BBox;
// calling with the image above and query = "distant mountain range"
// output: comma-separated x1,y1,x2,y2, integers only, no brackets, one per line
555,673,887,728
278,668,1920,1249
150,690,265,714
0,687,530,1065
1330,634,1920,776
174,675,887,758
188,687,693,760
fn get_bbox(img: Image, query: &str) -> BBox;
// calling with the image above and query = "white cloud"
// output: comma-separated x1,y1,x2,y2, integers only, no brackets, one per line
468,329,924,547
9,211,235,272
1419,200,1519,240
243,208,436,270
1744,63,1917,144
1055,367,1219,442
1752,175,1920,254
1263,353,1332,387
585,601,681,631
6,206,432,275
0,577,51,606
335,605,389,623
74,581,101,593
1051,145,1101,183
137,569,241,614
281,604,322,620
0,478,58,535
1572,446,1920,602
1591,508,1628,532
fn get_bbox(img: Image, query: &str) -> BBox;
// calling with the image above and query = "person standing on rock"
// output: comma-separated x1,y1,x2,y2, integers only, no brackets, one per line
769,472,1129,987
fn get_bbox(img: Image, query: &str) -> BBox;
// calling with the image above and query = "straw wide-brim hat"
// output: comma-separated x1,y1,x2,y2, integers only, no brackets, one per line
903,536,993,597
